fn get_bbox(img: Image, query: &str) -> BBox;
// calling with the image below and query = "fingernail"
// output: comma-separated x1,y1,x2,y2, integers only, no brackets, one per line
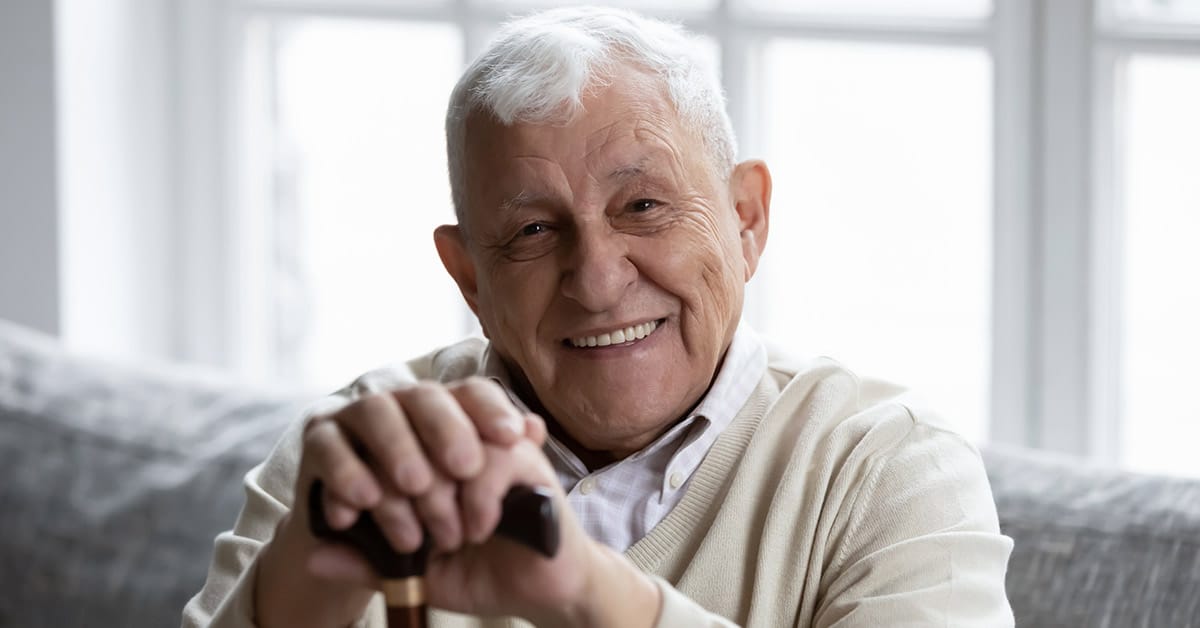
331,504,357,529
497,414,523,436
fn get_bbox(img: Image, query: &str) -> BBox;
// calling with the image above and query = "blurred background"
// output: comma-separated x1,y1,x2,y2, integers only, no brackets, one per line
1,0,1197,476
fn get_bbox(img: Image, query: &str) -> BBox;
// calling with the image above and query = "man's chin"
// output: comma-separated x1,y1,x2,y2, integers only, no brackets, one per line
552,394,685,442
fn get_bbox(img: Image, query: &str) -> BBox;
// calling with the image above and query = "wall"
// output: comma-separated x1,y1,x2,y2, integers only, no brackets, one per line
0,0,177,359
0,0,60,335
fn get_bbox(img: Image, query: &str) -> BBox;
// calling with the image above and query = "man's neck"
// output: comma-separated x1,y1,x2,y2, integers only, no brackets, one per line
502,354,728,473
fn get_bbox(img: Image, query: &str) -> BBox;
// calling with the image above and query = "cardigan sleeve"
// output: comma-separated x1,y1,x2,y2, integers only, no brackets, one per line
813,418,1015,627
180,413,298,627
180,395,386,628
181,358,440,627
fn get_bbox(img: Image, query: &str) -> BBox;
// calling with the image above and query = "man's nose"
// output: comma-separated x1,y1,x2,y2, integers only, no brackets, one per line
559,225,636,313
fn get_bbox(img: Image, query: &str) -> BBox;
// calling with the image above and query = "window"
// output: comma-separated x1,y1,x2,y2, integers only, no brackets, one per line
1115,55,1200,476
759,40,992,441
266,17,467,386
170,0,1199,475
1118,0,1200,21
232,1,997,445
740,0,990,20
1092,0,1200,476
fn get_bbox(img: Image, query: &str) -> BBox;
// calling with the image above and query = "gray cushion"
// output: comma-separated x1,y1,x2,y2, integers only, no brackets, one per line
984,446,1200,627
6,315,1200,627
0,320,308,628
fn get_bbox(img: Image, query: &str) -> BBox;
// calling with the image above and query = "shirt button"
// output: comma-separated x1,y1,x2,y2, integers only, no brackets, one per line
668,471,684,490
579,477,597,495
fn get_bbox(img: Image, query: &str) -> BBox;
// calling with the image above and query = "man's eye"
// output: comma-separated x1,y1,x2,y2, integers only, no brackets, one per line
520,223,548,237
630,199,660,212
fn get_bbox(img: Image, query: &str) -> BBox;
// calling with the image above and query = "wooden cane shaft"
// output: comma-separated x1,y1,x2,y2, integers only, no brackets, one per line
383,577,427,628
385,603,427,628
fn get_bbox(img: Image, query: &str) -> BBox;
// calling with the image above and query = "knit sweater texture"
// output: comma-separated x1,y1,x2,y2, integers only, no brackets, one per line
182,337,1014,627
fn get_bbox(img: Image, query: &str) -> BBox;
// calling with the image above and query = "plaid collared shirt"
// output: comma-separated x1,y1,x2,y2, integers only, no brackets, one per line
485,325,767,552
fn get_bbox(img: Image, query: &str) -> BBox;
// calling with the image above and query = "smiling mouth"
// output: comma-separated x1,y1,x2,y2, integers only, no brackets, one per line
565,318,665,348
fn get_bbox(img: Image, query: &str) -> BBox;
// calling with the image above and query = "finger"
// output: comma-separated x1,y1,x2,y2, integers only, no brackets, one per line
372,493,425,553
449,376,526,444
457,452,508,544
338,393,433,494
523,412,547,446
323,491,362,530
459,440,554,545
307,543,380,588
303,417,381,511
396,383,484,480
413,475,463,552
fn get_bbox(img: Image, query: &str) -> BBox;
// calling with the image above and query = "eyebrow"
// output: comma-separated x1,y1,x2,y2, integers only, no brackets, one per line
498,159,668,212
609,155,676,184
499,190,556,214
609,162,648,181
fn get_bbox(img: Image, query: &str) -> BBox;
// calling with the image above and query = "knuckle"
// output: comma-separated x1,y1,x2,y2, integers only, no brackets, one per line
303,412,332,434
423,483,457,515
301,424,324,450
420,502,454,530
349,392,394,421
301,419,337,452
408,381,445,400
452,376,496,399
374,498,413,526
462,375,493,389
327,460,364,489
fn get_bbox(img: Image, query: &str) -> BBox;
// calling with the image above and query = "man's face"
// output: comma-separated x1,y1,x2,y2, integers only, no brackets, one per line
438,68,769,457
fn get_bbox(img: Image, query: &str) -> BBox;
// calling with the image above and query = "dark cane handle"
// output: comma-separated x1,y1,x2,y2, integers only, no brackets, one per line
307,480,561,576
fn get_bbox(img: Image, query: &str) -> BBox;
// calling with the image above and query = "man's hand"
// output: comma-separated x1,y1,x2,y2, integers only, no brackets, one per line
254,377,661,628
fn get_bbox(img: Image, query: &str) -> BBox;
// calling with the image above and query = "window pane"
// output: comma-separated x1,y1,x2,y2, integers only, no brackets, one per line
1120,55,1200,478
740,0,991,20
476,0,718,11
254,0,448,6
274,18,466,389
1115,0,1200,22
759,41,992,442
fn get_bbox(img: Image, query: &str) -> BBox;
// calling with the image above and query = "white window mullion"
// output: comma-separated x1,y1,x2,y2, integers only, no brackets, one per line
1034,0,1098,458
175,0,239,369
989,0,1038,447
1088,42,1125,465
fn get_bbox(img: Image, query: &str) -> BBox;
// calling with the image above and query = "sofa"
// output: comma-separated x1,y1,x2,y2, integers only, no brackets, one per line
1,318,1198,627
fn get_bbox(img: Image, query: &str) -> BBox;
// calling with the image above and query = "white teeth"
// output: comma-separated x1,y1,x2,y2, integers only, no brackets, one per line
569,319,659,348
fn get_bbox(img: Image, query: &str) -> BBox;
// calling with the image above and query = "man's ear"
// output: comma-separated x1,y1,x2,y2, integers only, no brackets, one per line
434,224,481,316
731,159,772,282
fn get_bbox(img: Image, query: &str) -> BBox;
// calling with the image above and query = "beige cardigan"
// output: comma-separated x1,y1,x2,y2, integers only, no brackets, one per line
183,338,1014,627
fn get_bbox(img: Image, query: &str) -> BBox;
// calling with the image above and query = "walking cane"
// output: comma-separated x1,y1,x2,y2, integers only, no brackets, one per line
308,480,560,628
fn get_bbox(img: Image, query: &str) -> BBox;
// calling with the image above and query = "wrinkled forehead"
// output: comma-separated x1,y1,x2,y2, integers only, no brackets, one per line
461,72,702,195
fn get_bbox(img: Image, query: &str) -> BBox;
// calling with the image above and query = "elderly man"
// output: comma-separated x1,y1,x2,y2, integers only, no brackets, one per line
184,7,1013,628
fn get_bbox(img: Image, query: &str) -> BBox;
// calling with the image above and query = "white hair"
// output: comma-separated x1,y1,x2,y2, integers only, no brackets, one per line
445,6,738,223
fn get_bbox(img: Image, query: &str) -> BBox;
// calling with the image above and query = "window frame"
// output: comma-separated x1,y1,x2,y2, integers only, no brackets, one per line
172,0,1200,468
